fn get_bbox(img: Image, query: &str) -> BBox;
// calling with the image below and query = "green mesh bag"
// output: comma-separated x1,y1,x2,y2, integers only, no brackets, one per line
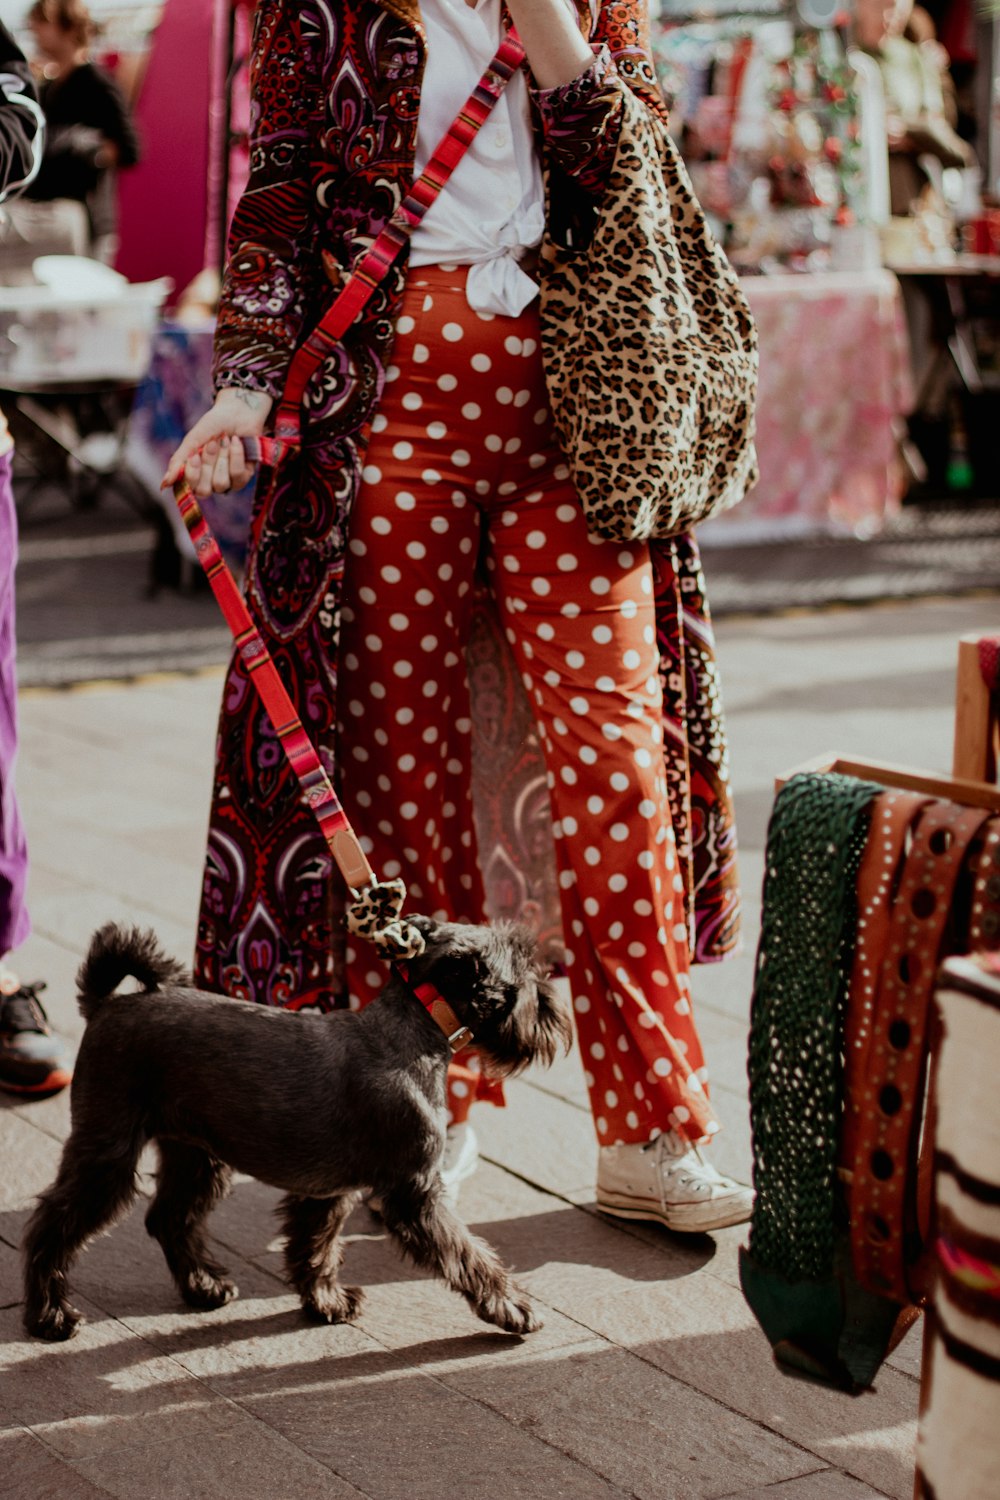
739,771,909,1392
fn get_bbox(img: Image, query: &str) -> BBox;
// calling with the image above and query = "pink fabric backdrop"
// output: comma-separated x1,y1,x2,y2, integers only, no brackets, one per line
116,0,247,299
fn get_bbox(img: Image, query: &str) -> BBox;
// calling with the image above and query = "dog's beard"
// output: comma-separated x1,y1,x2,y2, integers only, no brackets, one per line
477,973,573,1078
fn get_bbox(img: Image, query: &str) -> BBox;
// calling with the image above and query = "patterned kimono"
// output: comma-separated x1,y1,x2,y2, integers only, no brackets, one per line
196,0,740,1008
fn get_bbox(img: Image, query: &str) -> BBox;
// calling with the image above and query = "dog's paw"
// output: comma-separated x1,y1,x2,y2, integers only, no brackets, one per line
478,1291,543,1336
26,1303,83,1342
182,1272,239,1311
302,1284,366,1325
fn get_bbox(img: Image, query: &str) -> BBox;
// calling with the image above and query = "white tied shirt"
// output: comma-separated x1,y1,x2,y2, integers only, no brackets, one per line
410,0,581,316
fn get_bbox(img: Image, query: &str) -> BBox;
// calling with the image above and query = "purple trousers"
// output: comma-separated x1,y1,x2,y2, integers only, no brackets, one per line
0,448,29,957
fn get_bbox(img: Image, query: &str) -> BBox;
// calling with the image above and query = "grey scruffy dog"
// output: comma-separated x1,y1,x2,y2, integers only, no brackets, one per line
23,916,572,1343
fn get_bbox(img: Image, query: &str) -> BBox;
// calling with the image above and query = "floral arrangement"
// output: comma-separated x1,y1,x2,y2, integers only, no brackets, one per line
766,28,864,224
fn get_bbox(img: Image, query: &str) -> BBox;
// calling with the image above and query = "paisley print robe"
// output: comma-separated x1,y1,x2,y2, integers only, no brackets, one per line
196,0,740,1007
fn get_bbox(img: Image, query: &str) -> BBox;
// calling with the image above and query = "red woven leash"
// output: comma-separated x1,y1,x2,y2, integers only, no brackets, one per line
172,30,525,1041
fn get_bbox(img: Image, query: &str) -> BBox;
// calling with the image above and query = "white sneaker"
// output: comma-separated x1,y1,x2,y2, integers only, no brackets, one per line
596,1131,754,1233
440,1122,479,1206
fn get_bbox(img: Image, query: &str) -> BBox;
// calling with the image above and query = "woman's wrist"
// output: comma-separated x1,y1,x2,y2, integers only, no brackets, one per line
504,0,594,90
215,386,273,422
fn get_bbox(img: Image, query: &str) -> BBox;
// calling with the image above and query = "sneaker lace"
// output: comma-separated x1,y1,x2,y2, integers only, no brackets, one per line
0,981,51,1034
644,1133,720,1206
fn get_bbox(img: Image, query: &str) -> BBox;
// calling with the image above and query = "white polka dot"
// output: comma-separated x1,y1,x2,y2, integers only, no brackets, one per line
590,576,611,596
442,322,464,342
362,464,382,485
637,850,654,869
400,801,418,819
639,799,657,818
413,344,430,364
438,373,458,392
393,660,413,678
395,491,416,511
485,434,503,453
514,389,531,408
635,748,652,768
406,541,426,560
471,353,491,372
623,649,641,670
653,1057,673,1077
427,421,447,441
562,815,578,835
393,441,413,461
381,565,401,584
371,413,388,433
584,846,600,865
401,391,422,411
531,578,551,596
504,335,522,355
557,553,578,572
389,613,409,631
605,1090,618,1108
396,314,415,335
496,386,514,405
462,403,481,420
566,650,585,670
452,450,471,467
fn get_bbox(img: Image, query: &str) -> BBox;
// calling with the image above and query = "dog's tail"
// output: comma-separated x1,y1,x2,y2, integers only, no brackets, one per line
76,923,189,1022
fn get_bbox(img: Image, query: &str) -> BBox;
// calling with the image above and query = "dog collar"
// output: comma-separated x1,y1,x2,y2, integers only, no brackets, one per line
393,963,474,1054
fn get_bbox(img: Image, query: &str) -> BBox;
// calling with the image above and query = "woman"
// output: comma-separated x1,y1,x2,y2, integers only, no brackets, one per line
20,0,140,261
166,0,752,1233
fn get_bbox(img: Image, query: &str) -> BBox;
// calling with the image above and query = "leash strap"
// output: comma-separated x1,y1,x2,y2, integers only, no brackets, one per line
175,475,374,892
273,27,526,442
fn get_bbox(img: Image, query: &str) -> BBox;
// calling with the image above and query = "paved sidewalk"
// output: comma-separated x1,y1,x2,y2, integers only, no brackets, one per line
2,592,997,1499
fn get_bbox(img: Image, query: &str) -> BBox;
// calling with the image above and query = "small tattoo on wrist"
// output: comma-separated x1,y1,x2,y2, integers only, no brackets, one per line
224,388,268,412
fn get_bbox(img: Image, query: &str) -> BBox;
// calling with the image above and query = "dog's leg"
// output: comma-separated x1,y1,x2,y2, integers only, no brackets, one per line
379,1183,542,1335
280,1191,365,1324
23,1138,141,1341
144,1140,237,1311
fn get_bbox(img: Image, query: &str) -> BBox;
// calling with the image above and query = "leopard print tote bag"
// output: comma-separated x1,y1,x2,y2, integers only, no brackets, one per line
538,87,759,542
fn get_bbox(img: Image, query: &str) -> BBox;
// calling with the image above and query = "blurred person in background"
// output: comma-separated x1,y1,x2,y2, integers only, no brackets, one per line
0,17,73,1097
854,0,969,216
10,0,139,264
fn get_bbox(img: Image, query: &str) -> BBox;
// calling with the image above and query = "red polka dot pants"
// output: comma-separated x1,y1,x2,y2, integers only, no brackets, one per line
337,267,719,1147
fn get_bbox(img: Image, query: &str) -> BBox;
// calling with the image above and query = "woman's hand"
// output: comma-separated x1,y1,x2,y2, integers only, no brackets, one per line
162,386,274,497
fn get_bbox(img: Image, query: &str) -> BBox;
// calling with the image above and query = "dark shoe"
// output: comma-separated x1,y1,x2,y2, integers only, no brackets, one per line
0,981,73,1097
